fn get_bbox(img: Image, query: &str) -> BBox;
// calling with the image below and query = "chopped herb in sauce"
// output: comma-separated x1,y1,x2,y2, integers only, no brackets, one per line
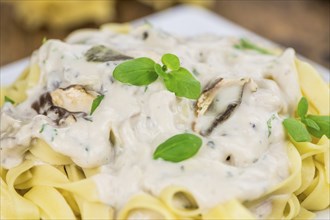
50,129,58,142
267,114,276,137
207,140,215,149
85,45,133,62
234,38,272,55
39,124,46,133
90,95,105,115
144,86,148,92
4,96,15,104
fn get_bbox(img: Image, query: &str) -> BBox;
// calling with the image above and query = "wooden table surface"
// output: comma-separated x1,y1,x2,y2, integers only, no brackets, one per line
1,0,329,69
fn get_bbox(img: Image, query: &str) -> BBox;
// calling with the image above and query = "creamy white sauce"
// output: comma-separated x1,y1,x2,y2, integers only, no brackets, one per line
0,26,302,217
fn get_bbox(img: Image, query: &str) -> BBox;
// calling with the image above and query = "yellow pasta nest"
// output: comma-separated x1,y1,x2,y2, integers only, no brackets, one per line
0,25,329,219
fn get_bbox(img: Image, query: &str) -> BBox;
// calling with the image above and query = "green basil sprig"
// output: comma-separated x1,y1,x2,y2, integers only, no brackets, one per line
283,97,330,142
153,133,202,162
113,53,201,99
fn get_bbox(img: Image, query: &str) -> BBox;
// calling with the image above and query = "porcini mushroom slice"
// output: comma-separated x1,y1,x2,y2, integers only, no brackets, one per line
85,45,133,62
32,92,88,126
50,85,96,113
193,78,249,136
32,85,95,126
195,77,223,117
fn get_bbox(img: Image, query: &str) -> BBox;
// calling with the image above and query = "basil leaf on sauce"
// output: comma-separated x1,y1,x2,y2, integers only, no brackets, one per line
4,96,15,104
90,95,104,115
153,133,202,162
164,67,201,100
113,57,158,86
161,53,180,71
283,118,311,142
85,45,132,62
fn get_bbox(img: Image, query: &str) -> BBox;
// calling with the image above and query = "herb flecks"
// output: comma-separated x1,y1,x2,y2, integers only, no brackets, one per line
113,53,201,100
85,45,132,62
39,124,46,133
267,114,276,137
90,95,105,115
153,133,202,162
283,97,330,142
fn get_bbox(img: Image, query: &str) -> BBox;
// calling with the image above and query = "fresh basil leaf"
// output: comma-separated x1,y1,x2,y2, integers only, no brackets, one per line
283,118,311,142
85,45,132,62
306,115,330,138
154,63,168,79
234,39,272,55
113,57,158,86
164,67,201,99
90,95,104,115
4,96,15,104
302,118,320,131
153,133,202,162
161,53,180,71
297,97,308,119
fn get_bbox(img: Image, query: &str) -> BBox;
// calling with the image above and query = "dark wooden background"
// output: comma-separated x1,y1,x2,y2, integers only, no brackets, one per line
1,0,329,69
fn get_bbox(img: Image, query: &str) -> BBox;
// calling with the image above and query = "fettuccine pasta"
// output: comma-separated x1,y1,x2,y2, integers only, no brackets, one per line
0,24,329,219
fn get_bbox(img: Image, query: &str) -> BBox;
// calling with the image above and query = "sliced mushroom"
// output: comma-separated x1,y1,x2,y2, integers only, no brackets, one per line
193,78,250,136
85,45,133,62
195,77,223,117
50,85,96,113
31,85,97,126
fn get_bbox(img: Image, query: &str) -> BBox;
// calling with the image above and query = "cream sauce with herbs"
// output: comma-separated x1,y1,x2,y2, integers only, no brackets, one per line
0,26,301,215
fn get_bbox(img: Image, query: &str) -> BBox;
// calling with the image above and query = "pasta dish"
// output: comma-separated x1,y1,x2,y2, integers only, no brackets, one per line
1,24,329,219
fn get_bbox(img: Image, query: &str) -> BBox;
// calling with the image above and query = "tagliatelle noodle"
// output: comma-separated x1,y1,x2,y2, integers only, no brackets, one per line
0,25,329,219
117,193,177,219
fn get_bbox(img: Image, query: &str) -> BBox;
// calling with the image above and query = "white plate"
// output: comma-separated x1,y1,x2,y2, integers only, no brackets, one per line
0,5,329,219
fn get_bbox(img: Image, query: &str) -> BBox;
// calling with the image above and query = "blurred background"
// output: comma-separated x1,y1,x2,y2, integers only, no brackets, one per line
0,0,329,69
